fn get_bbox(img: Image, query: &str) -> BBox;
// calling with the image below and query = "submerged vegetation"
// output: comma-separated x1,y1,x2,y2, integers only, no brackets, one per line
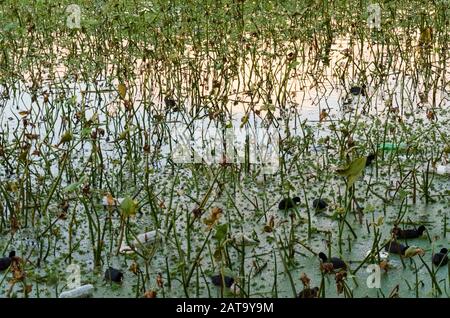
0,0,449,298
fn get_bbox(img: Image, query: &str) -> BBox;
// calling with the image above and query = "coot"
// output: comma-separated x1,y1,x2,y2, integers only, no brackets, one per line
392,225,426,239
104,267,124,283
432,248,448,267
318,252,347,270
278,197,300,210
384,241,408,255
0,251,15,271
312,199,328,210
210,274,234,288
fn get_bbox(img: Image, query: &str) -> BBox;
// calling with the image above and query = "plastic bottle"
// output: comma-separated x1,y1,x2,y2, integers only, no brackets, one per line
59,284,94,298
435,165,450,175
378,142,408,151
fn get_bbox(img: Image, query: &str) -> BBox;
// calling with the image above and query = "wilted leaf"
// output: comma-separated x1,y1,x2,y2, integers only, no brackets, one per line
319,109,328,122
118,83,127,99
143,290,157,298
300,273,310,288
105,193,115,206
203,207,223,229
419,27,433,46
18,110,31,117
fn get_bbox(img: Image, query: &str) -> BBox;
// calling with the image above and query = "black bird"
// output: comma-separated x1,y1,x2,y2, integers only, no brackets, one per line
164,96,176,108
211,274,234,288
297,287,319,298
0,251,15,271
384,241,408,255
365,153,376,167
318,252,347,270
312,198,328,210
392,225,426,239
104,267,123,283
432,248,448,267
278,197,300,210
350,84,367,97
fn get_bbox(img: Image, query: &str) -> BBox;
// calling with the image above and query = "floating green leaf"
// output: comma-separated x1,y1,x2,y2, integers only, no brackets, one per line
214,223,228,242
120,196,138,217
336,157,367,188
58,131,73,145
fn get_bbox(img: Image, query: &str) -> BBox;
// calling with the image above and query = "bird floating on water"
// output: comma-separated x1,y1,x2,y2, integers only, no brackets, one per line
432,248,448,267
210,274,234,288
384,241,408,255
297,287,319,298
0,251,15,271
349,84,367,97
365,153,376,167
312,198,328,211
384,241,424,258
318,252,347,270
104,267,124,283
278,197,300,210
392,225,426,239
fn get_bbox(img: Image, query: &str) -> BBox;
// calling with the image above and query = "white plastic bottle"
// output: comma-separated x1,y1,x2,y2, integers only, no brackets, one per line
59,284,94,298
435,165,450,175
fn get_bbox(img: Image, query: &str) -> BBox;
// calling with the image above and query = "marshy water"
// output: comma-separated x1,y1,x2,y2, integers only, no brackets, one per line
0,0,449,298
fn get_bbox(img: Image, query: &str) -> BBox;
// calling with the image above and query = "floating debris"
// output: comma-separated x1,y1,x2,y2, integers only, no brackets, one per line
101,195,124,207
59,284,95,298
378,142,408,151
365,249,389,260
403,246,425,258
119,229,163,254
231,233,259,246
435,165,450,175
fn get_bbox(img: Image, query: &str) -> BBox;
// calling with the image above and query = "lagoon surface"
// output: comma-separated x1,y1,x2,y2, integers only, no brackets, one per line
0,0,449,298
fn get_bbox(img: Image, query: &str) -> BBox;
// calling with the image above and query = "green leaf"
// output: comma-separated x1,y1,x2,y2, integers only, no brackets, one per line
336,157,367,177
59,131,73,144
81,127,92,138
63,175,88,193
240,115,249,128
120,196,138,217
214,223,228,242
336,157,367,188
